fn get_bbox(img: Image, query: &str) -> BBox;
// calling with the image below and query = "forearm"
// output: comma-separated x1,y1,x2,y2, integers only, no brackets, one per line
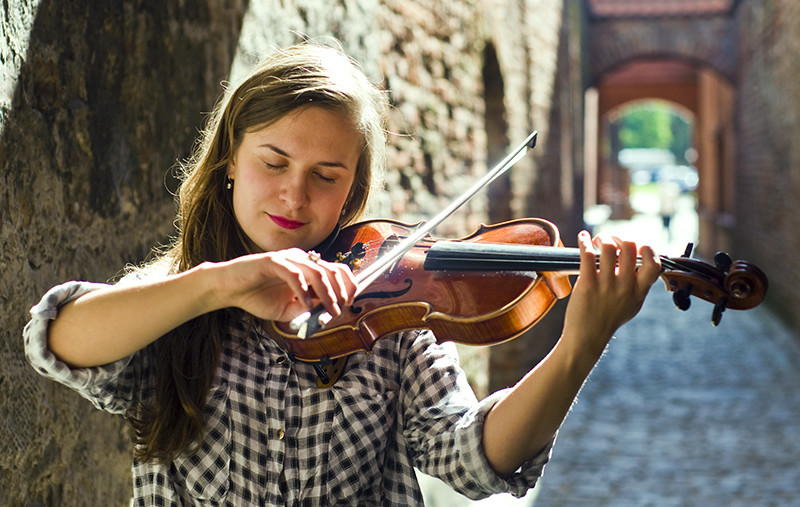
482,333,602,477
48,263,220,368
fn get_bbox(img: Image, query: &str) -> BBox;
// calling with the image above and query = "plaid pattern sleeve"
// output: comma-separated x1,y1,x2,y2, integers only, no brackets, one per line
23,281,142,414
400,331,552,499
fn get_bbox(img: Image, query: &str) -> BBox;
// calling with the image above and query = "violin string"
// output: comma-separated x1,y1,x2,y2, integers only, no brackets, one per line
337,236,698,276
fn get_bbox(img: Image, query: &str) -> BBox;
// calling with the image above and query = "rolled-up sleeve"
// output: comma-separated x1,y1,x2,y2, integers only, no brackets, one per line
23,281,141,414
451,388,554,496
401,332,553,499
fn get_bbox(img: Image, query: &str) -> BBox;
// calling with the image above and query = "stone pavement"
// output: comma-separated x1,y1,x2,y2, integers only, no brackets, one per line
420,205,800,506
530,280,800,506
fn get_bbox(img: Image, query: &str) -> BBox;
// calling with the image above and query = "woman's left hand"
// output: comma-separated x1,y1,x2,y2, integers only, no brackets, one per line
562,230,661,358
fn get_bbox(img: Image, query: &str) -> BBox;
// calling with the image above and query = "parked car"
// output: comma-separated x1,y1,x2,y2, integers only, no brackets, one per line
658,164,698,192
618,148,676,185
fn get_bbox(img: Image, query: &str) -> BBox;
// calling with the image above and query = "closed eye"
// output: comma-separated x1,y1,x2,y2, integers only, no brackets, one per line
316,172,337,184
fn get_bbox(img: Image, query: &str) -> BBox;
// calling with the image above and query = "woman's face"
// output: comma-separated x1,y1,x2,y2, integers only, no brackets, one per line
227,105,361,252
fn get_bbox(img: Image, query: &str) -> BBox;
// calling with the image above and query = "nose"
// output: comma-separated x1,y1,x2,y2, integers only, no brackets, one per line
279,172,310,210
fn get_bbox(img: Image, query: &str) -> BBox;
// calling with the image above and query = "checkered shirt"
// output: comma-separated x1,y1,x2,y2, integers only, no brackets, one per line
25,281,552,505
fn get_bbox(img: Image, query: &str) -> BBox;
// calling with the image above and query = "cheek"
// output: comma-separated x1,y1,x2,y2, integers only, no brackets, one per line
337,175,358,208
235,172,274,203
327,187,354,217
235,169,261,190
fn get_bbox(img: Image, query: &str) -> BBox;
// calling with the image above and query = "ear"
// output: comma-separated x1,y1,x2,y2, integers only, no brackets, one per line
226,160,235,178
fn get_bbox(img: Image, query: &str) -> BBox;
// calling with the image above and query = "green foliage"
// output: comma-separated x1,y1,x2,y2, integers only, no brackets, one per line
617,102,672,149
614,101,693,165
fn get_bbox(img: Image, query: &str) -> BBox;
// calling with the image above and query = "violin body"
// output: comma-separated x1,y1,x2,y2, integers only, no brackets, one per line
269,218,573,362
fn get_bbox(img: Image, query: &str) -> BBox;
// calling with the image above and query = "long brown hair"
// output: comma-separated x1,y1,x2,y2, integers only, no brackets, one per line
127,43,389,462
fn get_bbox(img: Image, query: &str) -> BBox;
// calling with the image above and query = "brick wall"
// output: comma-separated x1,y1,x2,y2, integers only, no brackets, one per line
733,0,800,331
588,14,738,83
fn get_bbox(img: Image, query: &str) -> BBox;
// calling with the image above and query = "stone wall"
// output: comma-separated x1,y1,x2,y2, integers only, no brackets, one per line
1,1,249,503
2,0,582,503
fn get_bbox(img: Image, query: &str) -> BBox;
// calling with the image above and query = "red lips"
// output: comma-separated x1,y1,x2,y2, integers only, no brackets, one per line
268,214,306,230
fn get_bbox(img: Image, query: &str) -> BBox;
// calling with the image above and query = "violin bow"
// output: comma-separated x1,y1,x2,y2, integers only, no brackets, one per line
291,130,539,338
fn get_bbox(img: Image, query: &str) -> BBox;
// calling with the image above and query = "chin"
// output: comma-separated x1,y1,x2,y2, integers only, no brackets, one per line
256,235,314,253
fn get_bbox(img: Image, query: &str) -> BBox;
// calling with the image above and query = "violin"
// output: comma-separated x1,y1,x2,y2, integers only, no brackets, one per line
266,131,767,386
268,217,768,364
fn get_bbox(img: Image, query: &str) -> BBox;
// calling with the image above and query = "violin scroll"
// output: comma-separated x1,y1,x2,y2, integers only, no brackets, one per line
661,245,768,325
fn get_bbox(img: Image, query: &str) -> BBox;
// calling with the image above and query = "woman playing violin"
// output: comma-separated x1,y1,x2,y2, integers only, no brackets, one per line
24,42,661,505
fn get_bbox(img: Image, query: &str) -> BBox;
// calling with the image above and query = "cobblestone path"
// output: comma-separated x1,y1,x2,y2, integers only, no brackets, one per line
532,285,800,506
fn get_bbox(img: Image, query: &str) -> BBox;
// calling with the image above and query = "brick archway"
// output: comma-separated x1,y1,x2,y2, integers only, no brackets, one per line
584,2,740,257
588,15,738,86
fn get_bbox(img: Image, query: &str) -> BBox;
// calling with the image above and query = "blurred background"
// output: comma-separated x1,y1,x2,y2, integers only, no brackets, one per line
2,0,799,504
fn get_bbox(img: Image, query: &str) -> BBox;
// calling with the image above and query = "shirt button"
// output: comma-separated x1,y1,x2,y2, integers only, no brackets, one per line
277,429,285,440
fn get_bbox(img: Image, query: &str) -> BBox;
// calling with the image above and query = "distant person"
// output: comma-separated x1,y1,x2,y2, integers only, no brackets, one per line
658,176,681,242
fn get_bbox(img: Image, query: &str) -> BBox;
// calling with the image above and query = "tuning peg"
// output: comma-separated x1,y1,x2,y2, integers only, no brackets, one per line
682,243,694,257
712,297,728,326
672,284,692,311
714,252,733,273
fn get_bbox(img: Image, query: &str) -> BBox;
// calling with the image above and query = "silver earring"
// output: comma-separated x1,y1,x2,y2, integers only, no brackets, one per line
226,178,233,190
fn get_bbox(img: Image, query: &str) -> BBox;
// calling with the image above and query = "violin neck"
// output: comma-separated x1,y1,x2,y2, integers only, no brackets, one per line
424,241,583,273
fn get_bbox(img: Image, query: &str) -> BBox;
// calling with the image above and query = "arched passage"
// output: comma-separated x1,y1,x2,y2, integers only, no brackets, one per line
604,99,699,249
586,57,736,257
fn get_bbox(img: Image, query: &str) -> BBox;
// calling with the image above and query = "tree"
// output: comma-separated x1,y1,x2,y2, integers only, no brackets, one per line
617,101,674,150
615,100,694,165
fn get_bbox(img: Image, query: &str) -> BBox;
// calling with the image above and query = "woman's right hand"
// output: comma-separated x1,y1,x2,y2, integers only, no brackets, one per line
48,248,357,368
205,248,357,323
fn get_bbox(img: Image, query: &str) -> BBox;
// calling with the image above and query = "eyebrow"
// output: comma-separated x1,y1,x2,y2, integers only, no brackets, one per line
257,143,352,170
